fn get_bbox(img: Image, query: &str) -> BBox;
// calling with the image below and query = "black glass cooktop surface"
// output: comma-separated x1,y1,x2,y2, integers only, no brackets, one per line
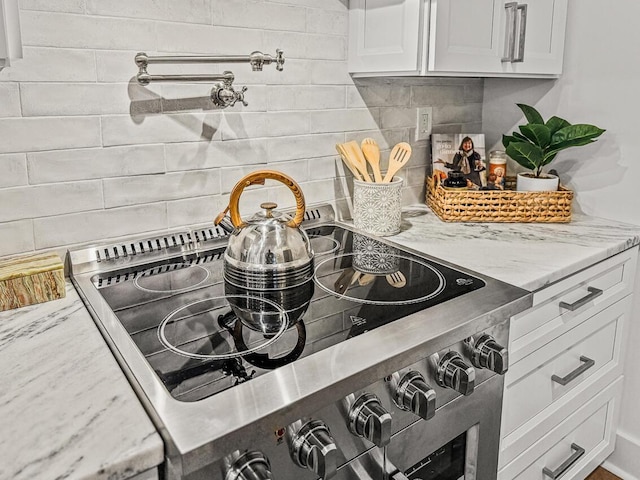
94,226,485,402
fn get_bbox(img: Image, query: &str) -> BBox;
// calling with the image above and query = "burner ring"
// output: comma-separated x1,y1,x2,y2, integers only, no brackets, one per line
157,295,288,360
313,253,446,305
308,235,341,257
134,264,210,293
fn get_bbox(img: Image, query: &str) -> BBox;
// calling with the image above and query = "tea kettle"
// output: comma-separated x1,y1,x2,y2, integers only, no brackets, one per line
214,170,314,288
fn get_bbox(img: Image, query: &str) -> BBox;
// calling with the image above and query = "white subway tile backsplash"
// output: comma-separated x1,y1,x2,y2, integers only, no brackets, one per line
305,8,348,36
308,109,379,134
0,181,103,222
0,83,21,117
411,85,466,106
0,47,97,82
102,113,223,146
0,116,101,154
103,170,221,208
19,0,86,13
0,154,28,188
167,195,221,228
165,139,268,171
266,133,344,163
20,83,163,116
21,11,156,50
310,60,352,85
212,0,306,32
86,0,212,24
0,220,35,257
267,86,345,111
379,107,416,129
33,203,167,249
27,145,165,184
156,23,262,54
263,31,346,61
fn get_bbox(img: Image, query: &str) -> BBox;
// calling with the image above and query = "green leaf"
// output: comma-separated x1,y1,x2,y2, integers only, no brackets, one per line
546,124,606,157
506,142,544,171
542,152,557,166
546,116,571,135
519,124,552,148
517,103,544,125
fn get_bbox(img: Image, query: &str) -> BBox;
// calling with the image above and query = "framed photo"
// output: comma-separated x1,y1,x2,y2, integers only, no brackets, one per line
431,133,487,189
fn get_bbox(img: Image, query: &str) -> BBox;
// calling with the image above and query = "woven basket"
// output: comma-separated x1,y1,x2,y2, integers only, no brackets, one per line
426,174,573,223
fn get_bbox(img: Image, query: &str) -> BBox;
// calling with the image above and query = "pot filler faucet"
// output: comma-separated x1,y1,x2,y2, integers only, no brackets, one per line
134,49,284,108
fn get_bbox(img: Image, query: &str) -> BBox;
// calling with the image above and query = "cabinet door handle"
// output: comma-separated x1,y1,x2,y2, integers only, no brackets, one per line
501,2,518,62
559,286,603,311
551,356,595,386
512,4,528,62
542,443,585,479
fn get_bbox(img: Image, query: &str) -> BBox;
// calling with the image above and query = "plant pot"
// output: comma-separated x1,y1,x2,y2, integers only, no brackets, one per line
516,172,559,192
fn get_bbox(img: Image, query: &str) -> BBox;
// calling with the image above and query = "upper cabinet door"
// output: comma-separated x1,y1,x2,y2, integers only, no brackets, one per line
347,0,569,78
0,0,23,69
348,0,424,74
428,0,504,74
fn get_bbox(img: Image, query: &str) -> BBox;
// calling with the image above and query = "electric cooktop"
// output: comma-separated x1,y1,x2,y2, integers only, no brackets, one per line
92,224,485,403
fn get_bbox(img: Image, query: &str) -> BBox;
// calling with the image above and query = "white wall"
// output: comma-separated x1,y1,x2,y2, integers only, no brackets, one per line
483,1,640,477
0,1,484,260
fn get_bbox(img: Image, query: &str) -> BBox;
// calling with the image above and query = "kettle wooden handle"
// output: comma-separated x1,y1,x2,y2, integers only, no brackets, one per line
223,170,306,228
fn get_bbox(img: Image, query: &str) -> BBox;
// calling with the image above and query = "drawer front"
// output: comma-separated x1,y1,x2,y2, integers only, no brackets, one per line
499,377,622,480
503,298,627,436
511,247,637,362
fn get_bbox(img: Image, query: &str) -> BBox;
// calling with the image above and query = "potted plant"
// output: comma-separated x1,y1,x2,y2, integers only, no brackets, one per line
502,104,605,191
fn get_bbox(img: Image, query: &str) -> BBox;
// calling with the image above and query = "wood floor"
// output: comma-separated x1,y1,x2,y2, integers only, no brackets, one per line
586,467,623,480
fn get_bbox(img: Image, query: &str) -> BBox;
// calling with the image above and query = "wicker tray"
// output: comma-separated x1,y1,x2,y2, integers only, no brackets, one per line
426,174,573,223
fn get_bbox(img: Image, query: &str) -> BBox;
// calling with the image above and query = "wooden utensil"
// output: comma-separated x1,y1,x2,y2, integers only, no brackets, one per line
361,138,383,183
358,273,376,286
386,271,407,288
344,141,373,182
335,144,362,180
334,267,356,294
383,142,412,183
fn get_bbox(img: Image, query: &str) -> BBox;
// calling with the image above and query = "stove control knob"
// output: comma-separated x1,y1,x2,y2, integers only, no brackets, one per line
289,420,337,480
224,450,273,480
436,351,475,396
393,371,436,421
348,393,392,447
466,334,509,375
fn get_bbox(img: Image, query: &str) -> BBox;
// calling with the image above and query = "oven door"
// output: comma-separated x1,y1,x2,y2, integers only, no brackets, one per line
385,374,504,480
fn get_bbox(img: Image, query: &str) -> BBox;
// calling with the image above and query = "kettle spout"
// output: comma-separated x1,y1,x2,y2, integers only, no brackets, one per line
214,207,235,234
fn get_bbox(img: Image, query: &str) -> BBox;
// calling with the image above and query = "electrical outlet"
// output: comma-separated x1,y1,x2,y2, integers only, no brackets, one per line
415,107,433,141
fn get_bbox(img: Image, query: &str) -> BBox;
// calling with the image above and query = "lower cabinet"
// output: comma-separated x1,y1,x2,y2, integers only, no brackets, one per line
499,246,638,480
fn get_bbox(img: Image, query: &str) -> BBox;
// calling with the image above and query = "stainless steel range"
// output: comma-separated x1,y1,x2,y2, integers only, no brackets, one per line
69,204,532,480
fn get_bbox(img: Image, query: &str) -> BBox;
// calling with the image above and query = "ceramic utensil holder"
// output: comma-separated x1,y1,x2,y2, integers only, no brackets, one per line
352,233,401,275
353,176,403,236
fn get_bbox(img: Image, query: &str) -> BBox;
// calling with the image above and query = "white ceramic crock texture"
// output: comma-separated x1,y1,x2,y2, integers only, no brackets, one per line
353,176,403,236
516,172,560,192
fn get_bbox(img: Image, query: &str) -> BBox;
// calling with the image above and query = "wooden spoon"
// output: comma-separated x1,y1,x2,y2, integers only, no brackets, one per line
344,141,373,182
361,138,383,183
335,144,362,180
383,142,412,183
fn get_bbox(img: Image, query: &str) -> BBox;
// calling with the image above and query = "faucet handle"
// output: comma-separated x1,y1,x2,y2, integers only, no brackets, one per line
211,81,248,108
275,49,285,71
231,86,248,107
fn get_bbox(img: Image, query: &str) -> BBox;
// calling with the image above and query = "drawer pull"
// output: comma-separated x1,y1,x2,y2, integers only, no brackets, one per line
551,356,595,386
542,443,585,479
559,287,603,311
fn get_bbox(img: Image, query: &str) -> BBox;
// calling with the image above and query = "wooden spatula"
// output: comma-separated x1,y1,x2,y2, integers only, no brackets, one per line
335,144,362,180
386,271,406,288
344,141,373,182
383,142,412,183
361,138,383,183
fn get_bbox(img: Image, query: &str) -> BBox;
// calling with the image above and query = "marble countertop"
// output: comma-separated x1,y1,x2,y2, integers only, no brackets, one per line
2,207,639,480
391,206,640,291
0,281,164,480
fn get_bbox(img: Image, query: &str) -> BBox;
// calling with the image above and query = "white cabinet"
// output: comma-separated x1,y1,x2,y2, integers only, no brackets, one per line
348,0,568,78
498,247,638,480
0,0,22,69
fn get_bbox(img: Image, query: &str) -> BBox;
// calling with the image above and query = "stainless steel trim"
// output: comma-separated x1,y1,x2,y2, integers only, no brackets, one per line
551,356,595,386
542,443,585,479
513,4,528,63
501,2,518,62
559,286,603,311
